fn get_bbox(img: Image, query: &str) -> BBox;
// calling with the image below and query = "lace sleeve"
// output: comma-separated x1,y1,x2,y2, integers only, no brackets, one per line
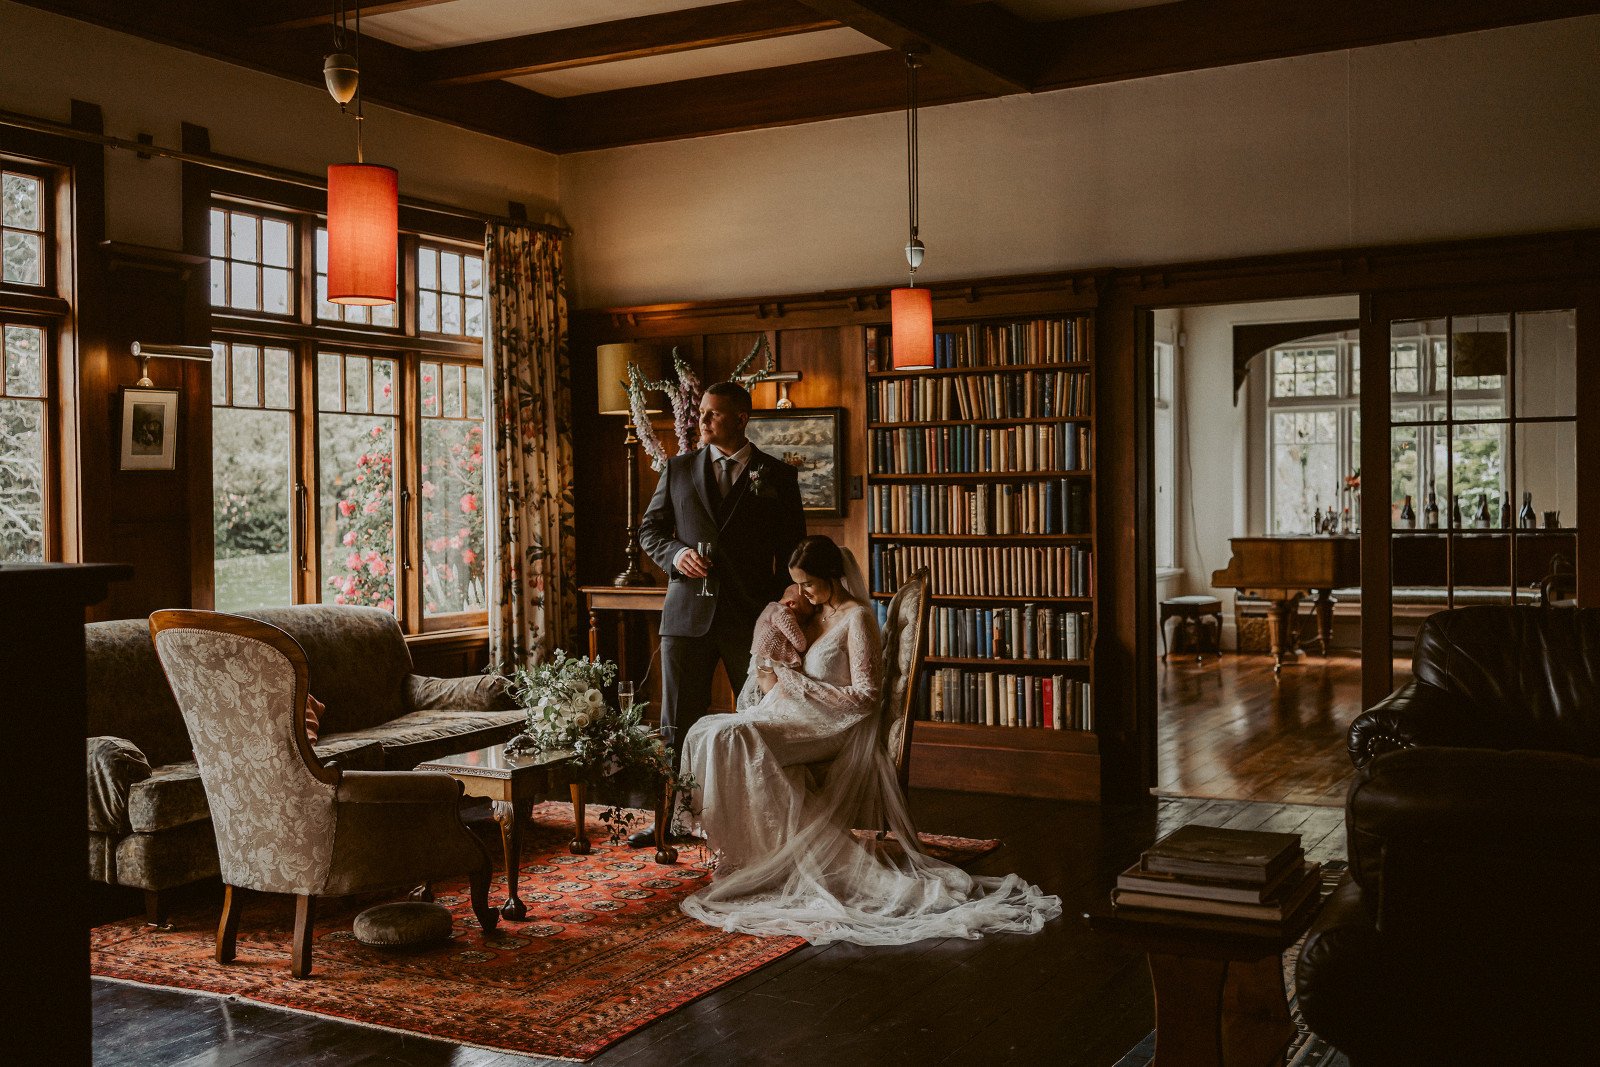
771,605,882,715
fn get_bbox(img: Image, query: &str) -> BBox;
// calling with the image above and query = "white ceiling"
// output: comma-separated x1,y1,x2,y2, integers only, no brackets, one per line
508,27,885,98
359,0,1182,97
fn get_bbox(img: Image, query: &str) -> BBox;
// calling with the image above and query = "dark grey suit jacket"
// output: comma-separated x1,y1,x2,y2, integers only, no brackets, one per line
639,445,805,639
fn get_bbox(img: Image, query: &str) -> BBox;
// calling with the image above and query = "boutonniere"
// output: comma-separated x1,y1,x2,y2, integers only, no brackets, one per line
747,460,779,500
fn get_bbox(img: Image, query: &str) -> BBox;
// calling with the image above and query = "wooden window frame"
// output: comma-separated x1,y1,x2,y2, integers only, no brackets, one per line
1,152,75,564
200,177,487,635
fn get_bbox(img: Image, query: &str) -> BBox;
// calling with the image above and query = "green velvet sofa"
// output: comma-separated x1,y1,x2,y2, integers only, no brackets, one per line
85,605,523,924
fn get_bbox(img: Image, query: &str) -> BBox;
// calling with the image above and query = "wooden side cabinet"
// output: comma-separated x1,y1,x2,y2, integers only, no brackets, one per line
0,564,130,1064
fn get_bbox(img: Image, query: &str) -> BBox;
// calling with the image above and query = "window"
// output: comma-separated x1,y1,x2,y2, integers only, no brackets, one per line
211,341,295,611
2,162,62,562
1265,334,1361,534
3,169,46,287
208,199,487,630
1,320,48,560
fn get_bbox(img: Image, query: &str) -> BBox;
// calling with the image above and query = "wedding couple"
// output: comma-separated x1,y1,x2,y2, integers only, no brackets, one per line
638,380,1060,945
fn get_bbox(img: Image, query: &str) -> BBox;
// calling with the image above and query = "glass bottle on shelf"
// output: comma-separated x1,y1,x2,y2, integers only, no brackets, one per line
1399,494,1416,528
1474,493,1492,529
1500,495,1512,530
1423,489,1440,529
1451,495,1463,528
1520,491,1537,529
1340,506,1352,534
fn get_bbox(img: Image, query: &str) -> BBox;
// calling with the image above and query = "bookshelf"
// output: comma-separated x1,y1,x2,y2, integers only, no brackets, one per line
866,314,1100,801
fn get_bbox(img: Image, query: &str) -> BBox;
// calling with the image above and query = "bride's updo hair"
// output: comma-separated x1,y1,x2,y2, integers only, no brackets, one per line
788,535,846,582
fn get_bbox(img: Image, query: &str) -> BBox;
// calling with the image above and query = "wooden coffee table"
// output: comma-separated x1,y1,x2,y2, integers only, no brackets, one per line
419,745,678,921
1086,895,1320,1067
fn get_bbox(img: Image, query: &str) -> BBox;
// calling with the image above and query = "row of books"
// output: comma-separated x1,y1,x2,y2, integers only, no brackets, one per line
870,318,1084,372
869,543,1093,598
1112,825,1322,928
870,424,1092,474
919,668,1093,730
870,479,1091,536
929,605,1090,661
867,370,1091,423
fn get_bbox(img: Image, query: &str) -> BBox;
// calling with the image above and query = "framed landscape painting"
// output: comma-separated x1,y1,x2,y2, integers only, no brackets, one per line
747,407,844,517
119,387,179,470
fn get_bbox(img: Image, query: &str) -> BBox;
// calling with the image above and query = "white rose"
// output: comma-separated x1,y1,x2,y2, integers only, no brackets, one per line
572,711,592,729
585,689,604,707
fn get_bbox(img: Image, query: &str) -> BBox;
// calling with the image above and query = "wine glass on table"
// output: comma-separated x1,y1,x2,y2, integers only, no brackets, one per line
696,540,716,598
616,681,635,716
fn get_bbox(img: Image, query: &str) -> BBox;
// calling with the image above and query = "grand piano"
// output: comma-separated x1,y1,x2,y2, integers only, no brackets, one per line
1210,536,1361,671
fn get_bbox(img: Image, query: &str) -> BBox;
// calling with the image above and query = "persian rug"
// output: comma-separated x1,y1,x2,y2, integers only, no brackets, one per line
1114,862,1351,1067
91,802,1000,1061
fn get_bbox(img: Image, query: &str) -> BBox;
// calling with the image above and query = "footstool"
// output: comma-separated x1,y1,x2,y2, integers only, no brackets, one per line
353,901,454,948
1160,595,1224,660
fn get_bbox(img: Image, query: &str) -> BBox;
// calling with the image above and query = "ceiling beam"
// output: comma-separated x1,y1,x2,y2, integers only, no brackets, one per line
1035,0,1600,91
14,0,562,152
420,0,839,86
792,0,1038,95
551,49,983,152
253,1,459,34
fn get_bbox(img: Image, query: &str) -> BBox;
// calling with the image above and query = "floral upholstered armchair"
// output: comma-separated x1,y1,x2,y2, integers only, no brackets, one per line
149,610,500,978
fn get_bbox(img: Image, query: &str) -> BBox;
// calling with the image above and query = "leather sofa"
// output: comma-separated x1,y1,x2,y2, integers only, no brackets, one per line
1295,606,1600,1063
86,605,523,923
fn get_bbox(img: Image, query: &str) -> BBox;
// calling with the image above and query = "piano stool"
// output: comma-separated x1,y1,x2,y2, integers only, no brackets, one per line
1159,595,1224,660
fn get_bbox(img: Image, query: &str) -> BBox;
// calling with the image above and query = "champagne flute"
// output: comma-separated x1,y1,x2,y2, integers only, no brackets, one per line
696,540,716,597
616,681,635,715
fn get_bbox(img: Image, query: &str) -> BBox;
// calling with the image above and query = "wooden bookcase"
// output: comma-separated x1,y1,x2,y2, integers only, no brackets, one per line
865,315,1101,801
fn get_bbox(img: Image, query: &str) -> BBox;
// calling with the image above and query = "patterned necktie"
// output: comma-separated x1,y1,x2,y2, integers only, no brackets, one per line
716,456,736,497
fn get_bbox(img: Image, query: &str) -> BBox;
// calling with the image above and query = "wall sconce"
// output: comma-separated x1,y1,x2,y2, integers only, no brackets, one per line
742,374,806,412
132,341,213,386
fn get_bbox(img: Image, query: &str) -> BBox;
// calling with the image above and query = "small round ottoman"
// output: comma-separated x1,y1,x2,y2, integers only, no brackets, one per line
352,901,454,949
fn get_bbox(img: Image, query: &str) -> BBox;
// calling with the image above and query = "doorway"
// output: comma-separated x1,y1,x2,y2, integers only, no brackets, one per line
1148,295,1367,805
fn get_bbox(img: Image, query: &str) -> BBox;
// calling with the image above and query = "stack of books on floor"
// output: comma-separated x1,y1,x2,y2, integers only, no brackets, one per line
1112,825,1322,930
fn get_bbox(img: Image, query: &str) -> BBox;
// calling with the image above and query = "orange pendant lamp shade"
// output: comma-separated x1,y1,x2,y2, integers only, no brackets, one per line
327,163,398,305
891,286,934,369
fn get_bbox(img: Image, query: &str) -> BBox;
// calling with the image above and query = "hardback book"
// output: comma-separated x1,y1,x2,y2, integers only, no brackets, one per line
1112,861,1322,922
1142,825,1303,885
1116,858,1314,904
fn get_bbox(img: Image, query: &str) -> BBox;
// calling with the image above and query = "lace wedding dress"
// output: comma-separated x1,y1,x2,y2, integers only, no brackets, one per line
677,600,1062,945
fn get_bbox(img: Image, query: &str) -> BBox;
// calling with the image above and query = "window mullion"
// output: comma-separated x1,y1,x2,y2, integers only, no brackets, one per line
399,354,422,632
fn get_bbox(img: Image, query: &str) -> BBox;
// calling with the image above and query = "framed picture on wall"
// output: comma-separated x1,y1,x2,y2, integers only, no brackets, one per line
119,387,179,471
746,407,844,517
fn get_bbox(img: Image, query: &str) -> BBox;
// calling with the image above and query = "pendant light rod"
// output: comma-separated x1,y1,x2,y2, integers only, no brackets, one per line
903,47,927,287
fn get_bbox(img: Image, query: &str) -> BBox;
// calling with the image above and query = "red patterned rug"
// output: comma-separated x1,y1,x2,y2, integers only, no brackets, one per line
91,803,1000,1061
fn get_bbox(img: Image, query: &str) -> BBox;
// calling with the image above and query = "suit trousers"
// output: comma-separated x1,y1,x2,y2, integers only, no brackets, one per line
658,612,753,769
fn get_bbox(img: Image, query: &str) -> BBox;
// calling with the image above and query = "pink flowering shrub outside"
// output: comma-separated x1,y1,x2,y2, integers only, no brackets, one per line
326,423,397,612
421,419,487,614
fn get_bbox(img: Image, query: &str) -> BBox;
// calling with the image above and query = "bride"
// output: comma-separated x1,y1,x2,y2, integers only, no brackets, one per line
676,535,1061,945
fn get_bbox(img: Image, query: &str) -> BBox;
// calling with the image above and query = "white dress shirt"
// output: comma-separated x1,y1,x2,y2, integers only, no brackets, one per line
673,441,753,572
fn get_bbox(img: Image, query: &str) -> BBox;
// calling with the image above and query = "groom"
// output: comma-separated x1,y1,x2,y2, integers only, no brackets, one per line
634,380,805,845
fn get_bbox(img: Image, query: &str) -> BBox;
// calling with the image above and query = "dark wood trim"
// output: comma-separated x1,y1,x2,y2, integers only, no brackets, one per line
421,1,840,86
551,49,987,152
794,0,1038,94
1034,0,1600,93
1358,294,1393,710
14,0,561,152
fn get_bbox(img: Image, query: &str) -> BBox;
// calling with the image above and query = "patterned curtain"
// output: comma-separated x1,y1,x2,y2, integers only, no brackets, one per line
484,224,576,670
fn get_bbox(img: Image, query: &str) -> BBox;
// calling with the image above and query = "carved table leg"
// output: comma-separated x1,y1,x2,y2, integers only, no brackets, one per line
1314,589,1336,656
1267,595,1302,674
654,778,679,866
493,796,532,921
568,781,592,855
588,608,600,662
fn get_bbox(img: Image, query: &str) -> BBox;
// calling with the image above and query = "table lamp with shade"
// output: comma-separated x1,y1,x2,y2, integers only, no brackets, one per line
597,343,662,586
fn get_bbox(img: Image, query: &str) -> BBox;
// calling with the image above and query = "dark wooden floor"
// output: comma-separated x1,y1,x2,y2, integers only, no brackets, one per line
1155,653,1374,806
92,792,1346,1067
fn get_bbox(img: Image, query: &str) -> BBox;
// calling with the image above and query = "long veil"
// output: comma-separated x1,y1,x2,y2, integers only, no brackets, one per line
680,570,1062,946
838,546,869,603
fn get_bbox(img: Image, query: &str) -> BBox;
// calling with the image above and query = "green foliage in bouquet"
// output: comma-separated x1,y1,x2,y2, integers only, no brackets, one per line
503,650,697,843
